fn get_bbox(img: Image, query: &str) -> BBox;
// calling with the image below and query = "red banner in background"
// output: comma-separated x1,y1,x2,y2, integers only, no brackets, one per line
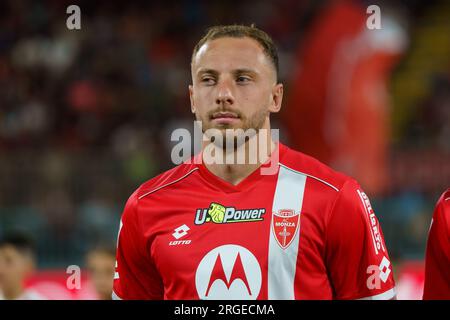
25,269,98,300
283,1,405,196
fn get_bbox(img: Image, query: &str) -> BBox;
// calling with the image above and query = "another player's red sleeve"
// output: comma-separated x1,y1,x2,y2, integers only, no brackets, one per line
423,189,450,300
113,192,164,300
325,180,396,300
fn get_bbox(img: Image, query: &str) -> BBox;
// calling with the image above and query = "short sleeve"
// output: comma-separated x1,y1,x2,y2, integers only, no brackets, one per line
113,192,164,300
423,189,450,299
325,180,396,300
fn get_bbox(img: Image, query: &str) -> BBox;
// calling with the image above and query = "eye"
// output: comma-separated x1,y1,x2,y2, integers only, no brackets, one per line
236,76,251,83
201,77,216,85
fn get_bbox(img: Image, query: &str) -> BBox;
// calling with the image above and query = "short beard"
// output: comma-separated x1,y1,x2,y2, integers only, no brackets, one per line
198,108,268,150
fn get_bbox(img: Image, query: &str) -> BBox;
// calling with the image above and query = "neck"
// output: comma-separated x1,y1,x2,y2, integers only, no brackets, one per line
202,129,276,185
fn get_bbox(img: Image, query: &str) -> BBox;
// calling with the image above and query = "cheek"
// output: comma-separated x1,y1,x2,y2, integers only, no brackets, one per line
192,91,211,113
194,86,213,101
4,264,22,277
239,90,270,110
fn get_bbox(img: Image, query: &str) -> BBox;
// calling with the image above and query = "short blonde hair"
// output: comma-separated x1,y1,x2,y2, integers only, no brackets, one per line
192,24,279,80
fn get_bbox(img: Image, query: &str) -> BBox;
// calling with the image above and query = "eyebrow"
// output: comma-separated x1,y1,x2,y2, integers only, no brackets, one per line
196,68,219,78
233,69,258,77
196,68,258,78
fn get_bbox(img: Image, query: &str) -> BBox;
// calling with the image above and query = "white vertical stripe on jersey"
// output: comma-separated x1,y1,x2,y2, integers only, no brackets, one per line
268,165,307,299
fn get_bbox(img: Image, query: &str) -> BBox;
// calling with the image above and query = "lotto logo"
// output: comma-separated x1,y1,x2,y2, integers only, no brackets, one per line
172,224,190,239
379,256,391,283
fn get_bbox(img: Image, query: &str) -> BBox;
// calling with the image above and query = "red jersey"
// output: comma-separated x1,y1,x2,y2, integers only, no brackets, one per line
113,143,396,300
423,188,450,299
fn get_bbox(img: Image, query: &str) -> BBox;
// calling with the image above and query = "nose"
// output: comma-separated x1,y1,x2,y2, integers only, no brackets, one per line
215,78,235,106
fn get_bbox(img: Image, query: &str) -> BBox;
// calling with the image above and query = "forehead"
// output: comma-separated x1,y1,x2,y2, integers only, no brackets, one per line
0,245,21,258
192,37,272,72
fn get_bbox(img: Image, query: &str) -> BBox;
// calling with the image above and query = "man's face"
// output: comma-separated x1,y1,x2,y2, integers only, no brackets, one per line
190,37,283,140
0,245,32,292
86,252,115,300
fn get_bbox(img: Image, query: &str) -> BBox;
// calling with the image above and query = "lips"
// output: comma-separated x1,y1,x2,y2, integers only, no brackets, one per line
211,112,239,120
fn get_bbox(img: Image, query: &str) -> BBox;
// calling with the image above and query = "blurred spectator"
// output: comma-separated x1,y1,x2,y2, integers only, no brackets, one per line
0,232,45,299
85,245,116,300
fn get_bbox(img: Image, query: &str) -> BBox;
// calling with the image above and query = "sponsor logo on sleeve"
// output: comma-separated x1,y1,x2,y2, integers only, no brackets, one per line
357,189,385,255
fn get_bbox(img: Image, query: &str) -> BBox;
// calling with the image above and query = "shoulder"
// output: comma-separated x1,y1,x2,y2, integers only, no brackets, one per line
433,188,450,234
433,188,450,221
279,144,355,193
120,162,199,221
437,188,450,208
124,162,199,205
135,162,199,200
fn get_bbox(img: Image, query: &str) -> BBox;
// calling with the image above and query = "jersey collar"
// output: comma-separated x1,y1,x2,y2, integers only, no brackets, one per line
195,142,287,193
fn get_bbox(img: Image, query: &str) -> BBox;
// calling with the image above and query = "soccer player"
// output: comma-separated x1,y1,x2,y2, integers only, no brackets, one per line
113,25,396,300
85,245,116,300
423,188,450,299
0,232,45,300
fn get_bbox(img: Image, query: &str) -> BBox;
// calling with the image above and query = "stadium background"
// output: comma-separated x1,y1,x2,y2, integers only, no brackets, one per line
0,0,448,299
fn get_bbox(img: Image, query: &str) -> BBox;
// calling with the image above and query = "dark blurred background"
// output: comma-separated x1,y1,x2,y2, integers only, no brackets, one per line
0,0,448,299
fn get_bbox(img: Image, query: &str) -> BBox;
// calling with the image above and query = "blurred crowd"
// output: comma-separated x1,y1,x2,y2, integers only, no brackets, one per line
0,0,311,268
0,0,449,298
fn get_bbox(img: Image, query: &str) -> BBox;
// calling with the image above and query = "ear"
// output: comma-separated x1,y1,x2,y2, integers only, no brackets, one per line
189,85,196,114
268,83,283,113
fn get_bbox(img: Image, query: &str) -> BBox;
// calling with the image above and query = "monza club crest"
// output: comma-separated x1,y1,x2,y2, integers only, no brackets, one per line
272,209,300,249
